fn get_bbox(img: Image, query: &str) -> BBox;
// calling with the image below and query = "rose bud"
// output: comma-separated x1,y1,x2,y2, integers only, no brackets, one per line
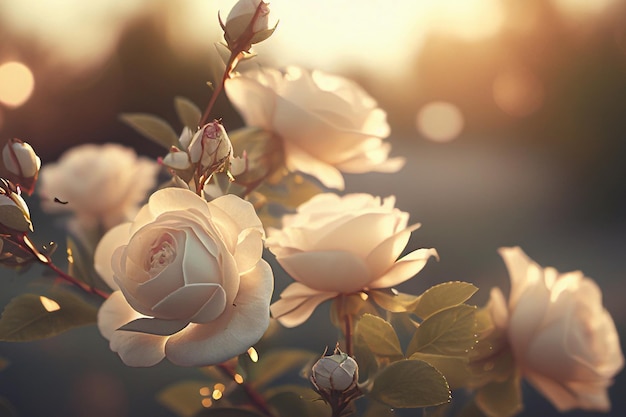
188,121,233,176
2,138,41,195
311,352,359,392
0,179,32,233
222,0,274,52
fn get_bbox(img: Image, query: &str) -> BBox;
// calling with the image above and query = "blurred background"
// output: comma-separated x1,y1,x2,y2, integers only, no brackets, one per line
1,0,626,416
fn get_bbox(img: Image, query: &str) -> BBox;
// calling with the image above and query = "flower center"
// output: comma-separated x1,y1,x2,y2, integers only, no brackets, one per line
147,234,176,276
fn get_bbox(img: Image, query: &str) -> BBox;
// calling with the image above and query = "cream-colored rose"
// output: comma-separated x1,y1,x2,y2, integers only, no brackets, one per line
223,0,271,50
487,247,623,412
38,143,159,230
267,193,437,327
94,188,274,367
2,138,41,196
225,66,404,190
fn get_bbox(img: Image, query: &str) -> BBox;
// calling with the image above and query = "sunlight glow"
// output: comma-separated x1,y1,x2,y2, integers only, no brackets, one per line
201,398,213,408
552,0,615,16
0,62,35,108
247,347,259,362
493,68,544,117
416,102,464,143
199,386,211,396
39,296,61,313
234,373,244,384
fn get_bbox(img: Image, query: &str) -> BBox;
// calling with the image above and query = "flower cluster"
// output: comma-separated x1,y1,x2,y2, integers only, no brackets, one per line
0,1,622,417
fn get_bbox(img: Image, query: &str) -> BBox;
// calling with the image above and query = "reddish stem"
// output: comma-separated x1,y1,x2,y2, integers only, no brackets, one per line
217,363,276,417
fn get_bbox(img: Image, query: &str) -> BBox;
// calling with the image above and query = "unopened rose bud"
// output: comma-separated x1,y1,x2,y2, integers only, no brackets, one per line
188,122,233,176
311,352,359,392
222,0,274,52
2,138,41,195
0,179,32,233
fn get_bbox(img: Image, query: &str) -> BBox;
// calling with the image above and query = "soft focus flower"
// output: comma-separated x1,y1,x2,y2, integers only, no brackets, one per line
268,193,437,327
311,351,359,392
223,0,272,52
225,66,405,190
187,122,233,174
486,247,623,412
94,187,273,367
38,143,159,231
2,138,41,195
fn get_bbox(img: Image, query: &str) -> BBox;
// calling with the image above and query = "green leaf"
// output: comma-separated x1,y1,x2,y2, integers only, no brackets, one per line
247,349,317,390
0,292,97,341
174,96,202,131
194,409,265,417
256,173,323,211
414,282,478,319
67,236,109,292
406,305,477,357
265,385,329,417
369,289,420,313
408,352,471,389
362,401,396,417
368,359,450,408
119,113,179,149
475,372,523,417
157,380,214,417
354,314,403,359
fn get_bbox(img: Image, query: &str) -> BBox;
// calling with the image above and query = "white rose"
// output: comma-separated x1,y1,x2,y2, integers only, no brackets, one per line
2,138,41,195
38,143,159,230
94,188,274,367
223,0,271,50
267,193,437,327
487,247,624,412
225,66,405,190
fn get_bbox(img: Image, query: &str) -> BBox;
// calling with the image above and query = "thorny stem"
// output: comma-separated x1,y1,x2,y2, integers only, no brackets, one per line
199,52,241,127
217,363,276,417
18,234,109,299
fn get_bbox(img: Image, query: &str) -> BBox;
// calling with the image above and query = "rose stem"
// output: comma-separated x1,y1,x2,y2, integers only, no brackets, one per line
18,234,109,299
198,1,268,126
217,363,276,417
340,295,354,356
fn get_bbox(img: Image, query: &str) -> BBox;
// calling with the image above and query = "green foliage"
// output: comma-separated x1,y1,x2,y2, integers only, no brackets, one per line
157,380,216,417
265,385,329,417
119,113,180,149
67,236,109,292
245,349,317,390
354,314,403,359
474,372,523,417
368,359,450,408
413,282,478,319
228,127,284,188
0,291,97,342
409,352,472,389
406,305,477,357
174,96,202,131
369,289,420,313
0,203,31,232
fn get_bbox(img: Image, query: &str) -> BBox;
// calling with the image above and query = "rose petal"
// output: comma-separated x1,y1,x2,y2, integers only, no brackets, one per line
209,194,264,236
283,141,345,189
151,283,227,322
368,247,438,289
270,284,338,328
233,228,264,274
364,223,420,278
277,250,371,293
131,188,211,234
164,259,274,367
94,223,133,290
97,291,167,367
225,74,277,131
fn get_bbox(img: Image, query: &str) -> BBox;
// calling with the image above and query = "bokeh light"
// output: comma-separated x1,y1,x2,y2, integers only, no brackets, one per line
552,0,615,17
416,101,464,143
0,62,35,108
492,67,544,117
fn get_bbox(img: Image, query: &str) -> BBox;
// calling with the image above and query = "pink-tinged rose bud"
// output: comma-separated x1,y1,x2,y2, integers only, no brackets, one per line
0,179,32,233
188,122,233,175
311,352,359,392
222,0,273,52
2,138,41,195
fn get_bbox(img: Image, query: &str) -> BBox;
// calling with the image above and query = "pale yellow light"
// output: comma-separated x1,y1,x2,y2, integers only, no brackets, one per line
211,389,223,400
552,0,614,16
247,347,259,363
0,62,35,108
416,102,464,143
39,296,61,313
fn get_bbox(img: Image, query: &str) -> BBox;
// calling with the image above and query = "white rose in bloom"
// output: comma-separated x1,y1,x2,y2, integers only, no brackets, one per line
267,193,437,327
38,144,159,230
487,247,624,412
94,188,273,367
225,66,405,190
